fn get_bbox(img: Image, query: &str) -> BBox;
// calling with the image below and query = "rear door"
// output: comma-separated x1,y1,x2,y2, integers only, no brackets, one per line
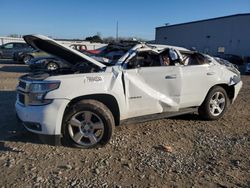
179,53,217,108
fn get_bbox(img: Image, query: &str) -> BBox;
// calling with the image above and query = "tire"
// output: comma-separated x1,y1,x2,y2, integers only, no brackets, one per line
62,100,115,148
23,55,33,64
198,86,229,120
46,61,59,71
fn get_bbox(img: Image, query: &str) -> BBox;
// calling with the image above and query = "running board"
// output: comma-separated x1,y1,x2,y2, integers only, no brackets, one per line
120,107,198,125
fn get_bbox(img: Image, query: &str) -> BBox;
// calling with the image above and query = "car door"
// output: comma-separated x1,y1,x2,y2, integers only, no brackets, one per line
1,43,14,58
123,65,182,118
179,54,218,108
13,43,26,55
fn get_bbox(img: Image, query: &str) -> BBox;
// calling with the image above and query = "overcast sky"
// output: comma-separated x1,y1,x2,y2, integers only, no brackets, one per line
0,0,250,40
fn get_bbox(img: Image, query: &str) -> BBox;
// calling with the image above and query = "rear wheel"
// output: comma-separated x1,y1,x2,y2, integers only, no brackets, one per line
198,86,229,120
62,100,115,148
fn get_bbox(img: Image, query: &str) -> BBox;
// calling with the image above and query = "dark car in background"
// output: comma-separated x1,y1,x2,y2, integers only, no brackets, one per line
0,42,32,59
27,57,72,71
217,54,244,65
244,56,250,74
14,50,51,64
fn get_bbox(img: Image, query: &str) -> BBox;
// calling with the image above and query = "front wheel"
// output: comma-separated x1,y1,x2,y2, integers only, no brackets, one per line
198,86,229,120
62,100,115,148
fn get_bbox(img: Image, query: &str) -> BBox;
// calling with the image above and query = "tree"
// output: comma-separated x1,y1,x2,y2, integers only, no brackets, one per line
85,35,103,43
102,36,116,43
7,34,19,38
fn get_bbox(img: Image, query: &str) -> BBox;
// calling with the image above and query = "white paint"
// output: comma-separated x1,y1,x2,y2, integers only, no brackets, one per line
15,36,243,136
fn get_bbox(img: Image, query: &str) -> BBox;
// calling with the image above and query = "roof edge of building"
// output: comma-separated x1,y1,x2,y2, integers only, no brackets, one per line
155,13,250,30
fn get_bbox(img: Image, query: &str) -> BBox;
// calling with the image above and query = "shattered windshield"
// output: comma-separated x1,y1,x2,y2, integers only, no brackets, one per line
92,42,139,65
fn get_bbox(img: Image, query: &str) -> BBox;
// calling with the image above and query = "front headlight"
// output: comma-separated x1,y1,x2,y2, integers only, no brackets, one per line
29,82,60,93
28,81,60,105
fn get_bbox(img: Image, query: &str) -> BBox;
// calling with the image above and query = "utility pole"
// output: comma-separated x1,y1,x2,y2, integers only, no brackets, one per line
116,21,119,41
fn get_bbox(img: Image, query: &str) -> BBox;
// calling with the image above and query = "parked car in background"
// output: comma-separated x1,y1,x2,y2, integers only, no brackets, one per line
69,44,104,54
0,42,31,59
217,54,244,65
13,50,31,62
21,50,51,64
28,57,72,71
245,63,250,74
16,35,242,148
244,57,250,74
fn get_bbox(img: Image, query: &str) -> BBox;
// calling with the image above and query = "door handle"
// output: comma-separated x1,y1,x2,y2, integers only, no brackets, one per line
207,72,215,75
165,75,177,79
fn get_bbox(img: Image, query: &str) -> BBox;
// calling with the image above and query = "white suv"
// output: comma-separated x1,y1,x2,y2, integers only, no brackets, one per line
15,35,242,148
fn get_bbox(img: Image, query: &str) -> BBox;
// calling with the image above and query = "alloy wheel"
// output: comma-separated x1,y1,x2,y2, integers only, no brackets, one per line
209,91,226,116
68,111,104,147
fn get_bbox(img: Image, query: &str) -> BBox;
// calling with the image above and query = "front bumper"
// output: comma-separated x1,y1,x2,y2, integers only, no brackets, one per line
15,99,70,135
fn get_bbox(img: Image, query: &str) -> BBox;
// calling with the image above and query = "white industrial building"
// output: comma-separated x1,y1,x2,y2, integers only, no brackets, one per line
155,14,250,57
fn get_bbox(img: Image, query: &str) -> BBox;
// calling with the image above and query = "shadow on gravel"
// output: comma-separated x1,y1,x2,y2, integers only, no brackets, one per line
0,141,23,152
169,113,203,121
0,90,44,147
0,65,29,73
0,59,23,64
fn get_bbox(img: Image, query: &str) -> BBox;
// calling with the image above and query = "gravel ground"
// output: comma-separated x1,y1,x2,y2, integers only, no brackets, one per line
0,60,249,187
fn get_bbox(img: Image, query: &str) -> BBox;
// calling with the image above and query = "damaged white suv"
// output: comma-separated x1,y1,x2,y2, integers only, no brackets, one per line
16,35,242,148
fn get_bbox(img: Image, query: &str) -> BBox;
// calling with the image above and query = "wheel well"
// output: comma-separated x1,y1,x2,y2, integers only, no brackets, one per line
213,84,235,102
65,94,120,126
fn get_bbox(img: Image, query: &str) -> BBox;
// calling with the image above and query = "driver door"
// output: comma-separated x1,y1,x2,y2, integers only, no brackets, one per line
123,65,182,118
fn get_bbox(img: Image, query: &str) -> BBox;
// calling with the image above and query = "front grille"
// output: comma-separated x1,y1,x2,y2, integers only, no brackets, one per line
17,80,29,105
19,81,26,90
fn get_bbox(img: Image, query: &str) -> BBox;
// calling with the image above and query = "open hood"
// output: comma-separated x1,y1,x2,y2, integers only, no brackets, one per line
23,35,106,69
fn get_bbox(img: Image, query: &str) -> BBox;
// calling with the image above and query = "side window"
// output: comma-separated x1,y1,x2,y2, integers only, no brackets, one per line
184,53,206,66
160,49,179,66
127,52,161,69
3,43,14,49
15,43,24,48
80,45,87,50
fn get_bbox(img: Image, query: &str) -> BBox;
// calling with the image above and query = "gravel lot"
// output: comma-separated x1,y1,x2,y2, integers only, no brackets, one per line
0,59,249,187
